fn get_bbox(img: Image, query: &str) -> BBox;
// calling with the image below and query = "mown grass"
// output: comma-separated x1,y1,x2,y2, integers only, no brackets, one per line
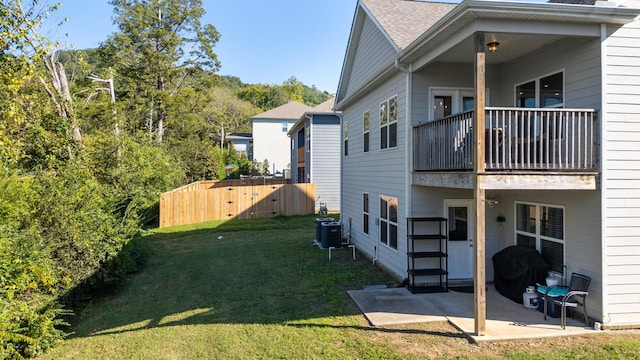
40,215,640,359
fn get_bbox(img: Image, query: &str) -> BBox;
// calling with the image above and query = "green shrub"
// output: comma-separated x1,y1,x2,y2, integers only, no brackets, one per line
0,300,69,359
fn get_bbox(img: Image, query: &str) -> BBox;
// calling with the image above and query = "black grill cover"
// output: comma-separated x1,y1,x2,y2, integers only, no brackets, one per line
492,246,549,303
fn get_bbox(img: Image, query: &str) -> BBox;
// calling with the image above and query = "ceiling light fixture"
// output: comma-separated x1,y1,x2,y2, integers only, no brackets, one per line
486,41,500,53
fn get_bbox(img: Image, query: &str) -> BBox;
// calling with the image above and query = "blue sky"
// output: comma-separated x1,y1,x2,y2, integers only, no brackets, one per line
42,0,358,93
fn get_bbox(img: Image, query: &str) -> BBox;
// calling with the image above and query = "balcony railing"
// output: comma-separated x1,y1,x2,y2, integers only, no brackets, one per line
413,107,598,172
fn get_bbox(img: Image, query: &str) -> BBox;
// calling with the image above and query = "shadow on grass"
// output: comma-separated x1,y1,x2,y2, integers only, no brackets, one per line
68,215,444,339
87,319,467,341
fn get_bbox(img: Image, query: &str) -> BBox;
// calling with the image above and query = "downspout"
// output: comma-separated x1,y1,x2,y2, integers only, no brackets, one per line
336,110,345,228
373,219,379,264
305,114,313,185
599,22,610,327
394,59,413,268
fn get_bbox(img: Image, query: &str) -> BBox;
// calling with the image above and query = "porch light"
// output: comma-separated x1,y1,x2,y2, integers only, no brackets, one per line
486,41,500,53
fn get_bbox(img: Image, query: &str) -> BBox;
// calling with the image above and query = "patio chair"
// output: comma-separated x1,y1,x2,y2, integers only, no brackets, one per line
538,273,591,329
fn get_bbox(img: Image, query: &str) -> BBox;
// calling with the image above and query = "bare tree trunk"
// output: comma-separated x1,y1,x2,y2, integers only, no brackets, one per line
156,75,165,142
42,53,82,149
155,7,165,143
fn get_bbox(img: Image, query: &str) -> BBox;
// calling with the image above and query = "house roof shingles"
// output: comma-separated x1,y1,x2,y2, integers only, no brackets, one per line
361,0,457,50
307,96,337,114
252,101,312,120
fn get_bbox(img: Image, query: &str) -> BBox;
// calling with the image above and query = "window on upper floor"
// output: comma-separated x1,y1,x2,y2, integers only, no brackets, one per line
305,123,310,152
282,121,288,132
363,110,370,153
515,202,565,274
297,129,304,149
380,95,398,149
343,120,348,156
516,71,564,108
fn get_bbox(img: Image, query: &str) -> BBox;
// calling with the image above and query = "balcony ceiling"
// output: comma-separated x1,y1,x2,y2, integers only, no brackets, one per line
436,33,566,65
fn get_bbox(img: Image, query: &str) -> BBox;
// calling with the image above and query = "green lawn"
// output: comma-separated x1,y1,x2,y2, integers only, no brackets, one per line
40,215,640,359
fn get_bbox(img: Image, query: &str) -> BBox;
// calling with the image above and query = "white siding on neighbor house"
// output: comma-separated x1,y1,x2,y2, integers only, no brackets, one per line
253,119,294,175
345,15,397,100
499,37,601,109
310,116,341,212
342,72,408,279
603,20,640,326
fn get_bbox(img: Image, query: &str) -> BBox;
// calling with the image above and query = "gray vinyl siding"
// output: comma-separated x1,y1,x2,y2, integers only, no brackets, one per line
489,190,603,321
342,72,408,279
408,188,602,300
345,15,397,99
603,20,640,326
310,115,341,212
412,62,502,121
499,37,601,109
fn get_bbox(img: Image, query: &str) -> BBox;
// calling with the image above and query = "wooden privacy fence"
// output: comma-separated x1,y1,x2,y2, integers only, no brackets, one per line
159,180,315,228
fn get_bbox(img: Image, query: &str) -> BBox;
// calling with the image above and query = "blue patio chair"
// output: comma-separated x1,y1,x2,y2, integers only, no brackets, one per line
537,273,591,329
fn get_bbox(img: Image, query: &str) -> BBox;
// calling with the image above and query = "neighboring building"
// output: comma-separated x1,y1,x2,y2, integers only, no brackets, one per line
252,101,312,175
288,96,342,212
225,132,253,160
335,0,640,332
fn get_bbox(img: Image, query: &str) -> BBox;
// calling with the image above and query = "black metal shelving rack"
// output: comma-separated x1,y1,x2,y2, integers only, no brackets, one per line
407,217,448,293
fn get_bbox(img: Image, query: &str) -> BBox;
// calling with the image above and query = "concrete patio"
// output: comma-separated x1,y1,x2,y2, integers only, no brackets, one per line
348,285,599,342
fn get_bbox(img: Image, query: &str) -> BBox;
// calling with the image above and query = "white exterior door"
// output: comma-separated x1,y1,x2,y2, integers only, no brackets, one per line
444,199,474,280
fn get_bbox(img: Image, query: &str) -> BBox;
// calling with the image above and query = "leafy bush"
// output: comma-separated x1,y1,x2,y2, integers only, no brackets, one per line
0,300,69,359
0,172,68,359
0,159,159,358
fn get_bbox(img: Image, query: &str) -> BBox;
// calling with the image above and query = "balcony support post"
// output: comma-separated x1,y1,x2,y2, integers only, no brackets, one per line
473,31,487,336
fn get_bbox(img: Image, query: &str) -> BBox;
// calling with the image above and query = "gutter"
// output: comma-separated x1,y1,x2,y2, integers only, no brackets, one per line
394,60,413,243
396,0,640,66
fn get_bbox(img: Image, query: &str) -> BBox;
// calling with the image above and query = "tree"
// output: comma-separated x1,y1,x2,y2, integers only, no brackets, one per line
282,76,304,103
202,86,258,146
0,1,85,165
236,84,288,111
103,0,221,142
301,85,332,107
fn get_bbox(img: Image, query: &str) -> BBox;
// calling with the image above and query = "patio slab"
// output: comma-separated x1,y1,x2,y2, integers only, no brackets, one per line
348,285,600,342
347,287,447,326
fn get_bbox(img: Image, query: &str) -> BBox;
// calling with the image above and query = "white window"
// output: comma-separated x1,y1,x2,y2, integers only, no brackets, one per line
380,195,398,250
343,120,348,156
380,95,398,149
281,121,288,132
430,88,476,121
363,193,369,235
305,123,310,152
515,202,565,273
515,71,564,108
363,110,370,153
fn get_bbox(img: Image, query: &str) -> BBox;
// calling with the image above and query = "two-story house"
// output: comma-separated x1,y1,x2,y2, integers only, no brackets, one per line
288,97,342,212
252,101,312,176
335,0,640,334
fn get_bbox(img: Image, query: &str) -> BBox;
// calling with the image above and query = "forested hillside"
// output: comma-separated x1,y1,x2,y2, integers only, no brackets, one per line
0,1,331,358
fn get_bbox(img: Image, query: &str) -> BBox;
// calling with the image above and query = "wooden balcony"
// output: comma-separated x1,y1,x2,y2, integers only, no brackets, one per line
412,108,599,189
